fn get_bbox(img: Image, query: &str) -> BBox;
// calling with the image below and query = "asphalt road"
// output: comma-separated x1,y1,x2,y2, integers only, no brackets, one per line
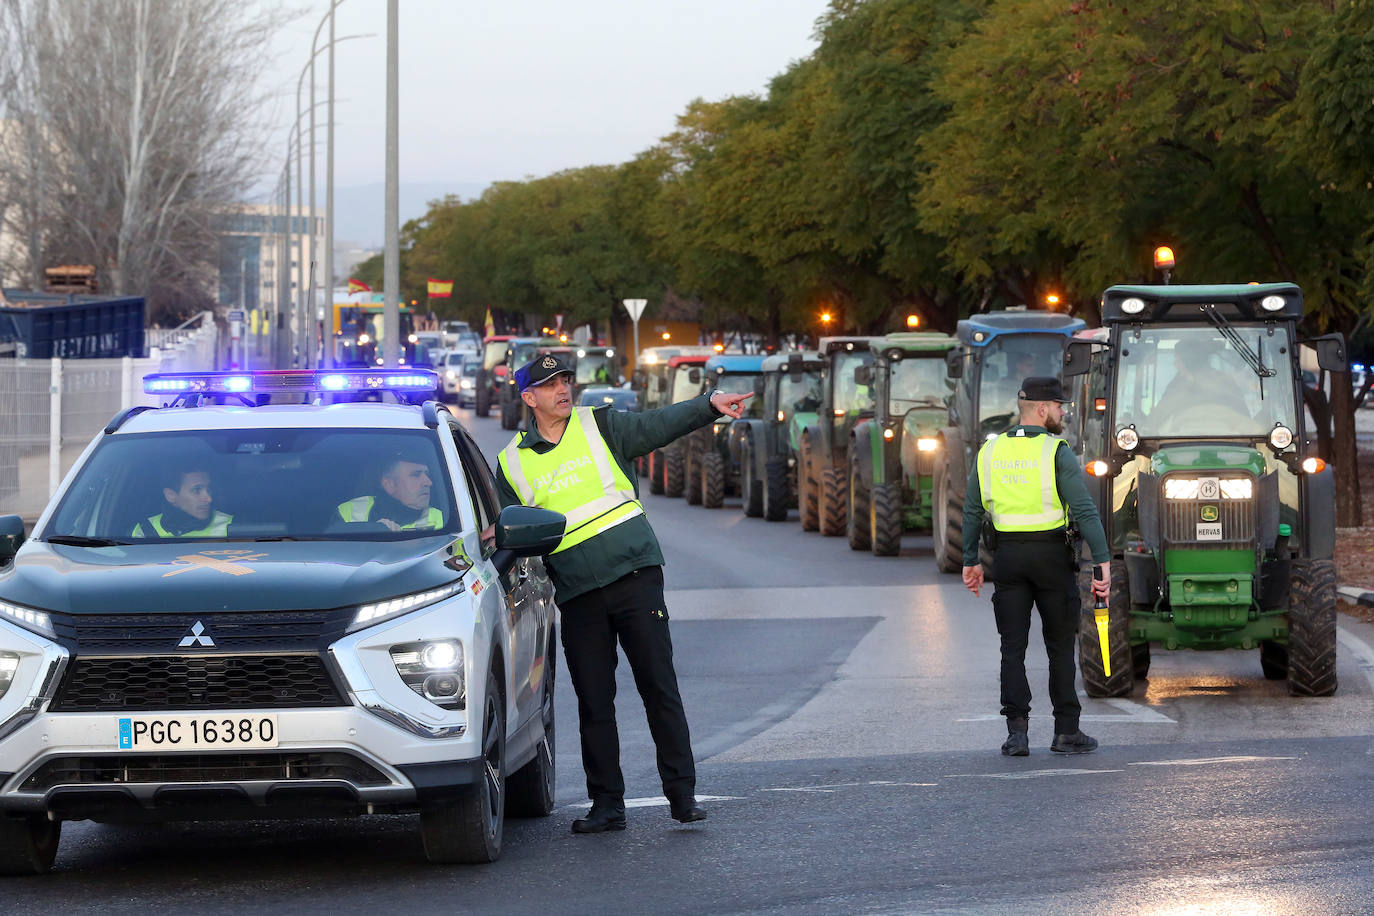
10,403,1374,914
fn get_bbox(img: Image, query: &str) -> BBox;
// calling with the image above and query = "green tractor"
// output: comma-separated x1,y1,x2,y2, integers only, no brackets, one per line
729,351,824,521
848,332,959,555
1067,283,1347,697
932,311,1088,572
799,337,879,535
682,355,767,508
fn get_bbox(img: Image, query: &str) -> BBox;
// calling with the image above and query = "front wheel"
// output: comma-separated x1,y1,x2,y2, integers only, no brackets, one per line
475,388,490,417
931,455,964,574
819,466,847,537
664,447,685,498
701,451,726,509
0,815,60,876
1287,559,1338,697
870,482,903,557
798,438,819,532
685,451,703,505
1078,560,1135,698
420,666,506,863
740,438,763,518
763,457,790,522
648,450,665,495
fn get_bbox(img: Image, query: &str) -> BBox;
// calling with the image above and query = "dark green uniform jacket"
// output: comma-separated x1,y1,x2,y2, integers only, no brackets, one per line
960,425,1110,568
496,393,720,603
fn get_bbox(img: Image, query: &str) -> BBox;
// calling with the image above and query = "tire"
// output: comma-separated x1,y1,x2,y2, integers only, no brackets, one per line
0,815,60,876
1132,642,1152,679
685,451,703,505
475,387,490,418
740,438,763,518
1287,559,1338,697
820,466,847,537
500,398,519,431
664,447,685,498
870,482,903,557
1078,559,1135,698
846,450,871,551
420,665,506,864
1260,640,1288,680
799,437,819,532
701,451,726,508
763,457,790,522
649,451,665,495
931,454,964,574
507,639,556,818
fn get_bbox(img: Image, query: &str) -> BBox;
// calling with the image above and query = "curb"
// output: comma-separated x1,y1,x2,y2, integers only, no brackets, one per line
1338,586,1374,608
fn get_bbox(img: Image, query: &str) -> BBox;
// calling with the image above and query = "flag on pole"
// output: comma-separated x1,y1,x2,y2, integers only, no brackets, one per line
484,307,496,337
347,278,371,294
427,278,454,298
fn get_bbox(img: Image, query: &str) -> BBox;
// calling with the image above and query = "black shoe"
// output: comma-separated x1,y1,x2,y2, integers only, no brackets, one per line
668,797,707,823
1001,717,1029,757
571,805,626,834
1050,730,1099,754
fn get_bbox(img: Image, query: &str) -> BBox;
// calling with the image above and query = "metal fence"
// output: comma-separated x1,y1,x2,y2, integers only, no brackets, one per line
0,318,221,520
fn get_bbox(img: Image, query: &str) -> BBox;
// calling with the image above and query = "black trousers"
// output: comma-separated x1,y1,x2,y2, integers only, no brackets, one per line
991,537,1081,733
558,565,695,806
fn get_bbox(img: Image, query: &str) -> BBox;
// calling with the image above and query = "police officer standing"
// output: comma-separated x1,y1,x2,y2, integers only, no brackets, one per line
494,354,752,833
961,377,1111,756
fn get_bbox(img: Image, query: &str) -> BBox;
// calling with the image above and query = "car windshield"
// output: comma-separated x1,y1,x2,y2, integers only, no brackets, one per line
714,373,764,418
779,371,821,414
44,428,459,542
510,342,540,367
889,355,953,413
1114,325,1296,438
977,334,1067,435
483,340,507,370
671,366,703,403
446,353,464,367
576,354,613,385
832,351,874,413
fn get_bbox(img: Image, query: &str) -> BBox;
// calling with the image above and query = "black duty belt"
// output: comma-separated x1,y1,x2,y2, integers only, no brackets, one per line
994,528,1068,542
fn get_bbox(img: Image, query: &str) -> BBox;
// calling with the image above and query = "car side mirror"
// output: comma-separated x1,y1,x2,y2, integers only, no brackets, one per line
494,505,566,557
1310,333,1348,372
945,349,963,379
1063,339,1093,377
688,368,701,385
0,515,25,565
853,366,871,386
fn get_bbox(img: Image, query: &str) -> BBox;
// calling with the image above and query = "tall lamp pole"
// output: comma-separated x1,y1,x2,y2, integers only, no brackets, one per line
382,0,400,367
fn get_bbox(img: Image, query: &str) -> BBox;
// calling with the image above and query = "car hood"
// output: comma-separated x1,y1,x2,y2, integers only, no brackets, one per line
0,538,473,615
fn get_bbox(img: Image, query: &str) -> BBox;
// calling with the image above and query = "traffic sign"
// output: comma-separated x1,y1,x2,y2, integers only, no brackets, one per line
622,299,647,321
227,309,246,323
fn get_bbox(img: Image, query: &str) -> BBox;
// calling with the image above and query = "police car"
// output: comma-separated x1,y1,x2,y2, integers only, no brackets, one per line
0,369,564,874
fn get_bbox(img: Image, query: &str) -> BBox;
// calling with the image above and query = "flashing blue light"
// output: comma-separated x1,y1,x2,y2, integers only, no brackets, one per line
143,369,439,397
146,379,191,392
1355,363,1367,373
223,376,252,392
320,374,349,391
384,375,432,388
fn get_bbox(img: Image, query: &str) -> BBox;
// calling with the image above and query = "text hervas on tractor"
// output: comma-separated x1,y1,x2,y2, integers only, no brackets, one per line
847,332,959,556
933,311,1087,572
799,337,880,535
1066,283,1347,697
729,352,824,521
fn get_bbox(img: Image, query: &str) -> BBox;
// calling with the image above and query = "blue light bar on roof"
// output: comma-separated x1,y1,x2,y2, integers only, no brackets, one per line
143,369,440,396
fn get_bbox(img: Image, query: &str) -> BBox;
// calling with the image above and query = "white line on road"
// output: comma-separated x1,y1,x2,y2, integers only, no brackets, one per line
559,794,742,811
762,780,937,793
944,768,1123,780
957,696,1175,724
1127,755,1297,767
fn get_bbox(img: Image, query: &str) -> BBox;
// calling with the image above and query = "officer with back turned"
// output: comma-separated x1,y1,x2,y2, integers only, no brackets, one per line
961,376,1111,756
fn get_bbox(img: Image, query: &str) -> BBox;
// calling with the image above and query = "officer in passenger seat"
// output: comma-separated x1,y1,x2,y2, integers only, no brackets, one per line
133,466,233,537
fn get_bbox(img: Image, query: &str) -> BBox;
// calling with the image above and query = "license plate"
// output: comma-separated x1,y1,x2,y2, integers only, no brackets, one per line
1196,523,1223,541
116,714,278,750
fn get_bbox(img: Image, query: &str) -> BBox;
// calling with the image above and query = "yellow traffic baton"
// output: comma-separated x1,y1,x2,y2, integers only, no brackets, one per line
1093,565,1110,676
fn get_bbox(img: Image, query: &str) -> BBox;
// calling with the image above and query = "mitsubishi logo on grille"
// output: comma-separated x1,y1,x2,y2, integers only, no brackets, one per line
178,620,215,648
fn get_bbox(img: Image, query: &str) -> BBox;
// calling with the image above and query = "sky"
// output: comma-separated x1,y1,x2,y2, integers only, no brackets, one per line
260,0,829,194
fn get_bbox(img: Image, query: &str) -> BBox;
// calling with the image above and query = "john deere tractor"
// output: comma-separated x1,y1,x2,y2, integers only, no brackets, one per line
848,332,958,555
683,354,767,508
1066,283,1347,697
799,337,879,535
729,351,824,520
932,311,1087,572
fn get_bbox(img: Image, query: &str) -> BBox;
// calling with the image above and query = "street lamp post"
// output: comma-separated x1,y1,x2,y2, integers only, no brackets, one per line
382,0,400,367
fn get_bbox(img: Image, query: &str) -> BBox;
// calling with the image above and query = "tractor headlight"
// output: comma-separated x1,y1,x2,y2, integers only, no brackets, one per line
883,428,895,441
1163,478,1201,500
1115,427,1139,451
917,438,939,452
1268,425,1293,450
1260,295,1285,312
1219,479,1253,500
1121,297,1146,314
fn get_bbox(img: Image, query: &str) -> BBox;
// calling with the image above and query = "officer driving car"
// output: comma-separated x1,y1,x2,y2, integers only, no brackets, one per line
337,449,444,531
132,465,233,538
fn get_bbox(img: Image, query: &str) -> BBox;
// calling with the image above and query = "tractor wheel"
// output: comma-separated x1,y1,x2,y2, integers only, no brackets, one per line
846,451,871,551
763,457,790,522
740,438,763,517
475,387,490,417
685,451,703,505
1260,640,1288,680
819,466,847,537
500,398,519,431
702,451,726,509
648,451,665,495
870,482,903,557
799,438,819,532
1078,559,1135,698
1287,559,1338,697
931,455,964,574
664,447,685,498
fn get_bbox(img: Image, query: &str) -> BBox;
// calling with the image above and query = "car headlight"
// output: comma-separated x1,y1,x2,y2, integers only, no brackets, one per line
0,599,55,639
391,640,466,708
1269,425,1293,450
1163,478,1201,500
460,378,474,389
1116,427,1139,451
917,438,939,452
446,370,457,380
1219,478,1253,500
349,582,465,633
0,651,18,700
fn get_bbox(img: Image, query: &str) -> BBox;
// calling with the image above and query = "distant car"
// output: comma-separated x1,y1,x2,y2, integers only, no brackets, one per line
443,351,481,407
577,387,639,412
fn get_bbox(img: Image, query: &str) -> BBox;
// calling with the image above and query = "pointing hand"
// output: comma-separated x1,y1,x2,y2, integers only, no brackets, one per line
711,390,753,419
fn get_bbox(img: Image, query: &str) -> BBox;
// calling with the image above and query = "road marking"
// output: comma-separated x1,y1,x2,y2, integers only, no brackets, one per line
1128,755,1297,767
1336,626,1374,694
763,780,937,794
958,697,1175,725
945,768,1123,780
559,794,741,811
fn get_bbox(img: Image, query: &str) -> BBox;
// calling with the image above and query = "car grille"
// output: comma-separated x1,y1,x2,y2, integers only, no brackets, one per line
18,752,389,791
49,654,346,711
1161,478,1256,548
51,609,347,654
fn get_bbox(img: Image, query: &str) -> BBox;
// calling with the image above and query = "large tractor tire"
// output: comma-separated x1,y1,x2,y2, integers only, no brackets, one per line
739,437,763,518
870,482,903,557
648,451,665,495
500,398,519,431
846,451,871,551
475,387,491,417
798,437,819,532
1287,558,1338,697
931,453,964,574
664,447,685,498
701,451,726,509
685,451,703,505
1078,559,1135,698
763,457,790,522
819,466,847,537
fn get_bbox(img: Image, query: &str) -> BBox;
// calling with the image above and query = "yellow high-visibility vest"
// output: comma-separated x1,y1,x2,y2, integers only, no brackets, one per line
133,510,233,538
336,496,443,530
976,431,1067,532
498,407,643,554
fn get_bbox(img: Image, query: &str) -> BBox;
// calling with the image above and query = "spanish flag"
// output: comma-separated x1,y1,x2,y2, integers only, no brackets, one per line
427,278,454,298
347,278,370,294
484,307,495,337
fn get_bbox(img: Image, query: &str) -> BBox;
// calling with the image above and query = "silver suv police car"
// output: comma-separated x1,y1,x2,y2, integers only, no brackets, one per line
0,369,563,874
